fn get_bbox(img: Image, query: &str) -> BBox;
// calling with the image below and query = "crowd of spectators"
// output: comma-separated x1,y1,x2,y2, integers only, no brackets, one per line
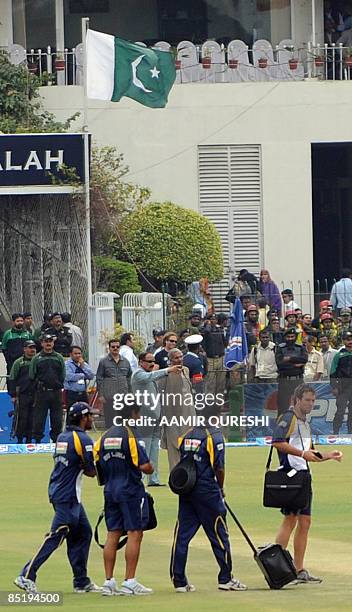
3,266,352,446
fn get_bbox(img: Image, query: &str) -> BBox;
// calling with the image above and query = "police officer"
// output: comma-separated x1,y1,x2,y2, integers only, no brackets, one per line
94,401,154,596
276,328,308,415
30,334,66,442
7,340,37,443
183,334,207,396
44,312,73,358
170,407,247,592
14,402,101,594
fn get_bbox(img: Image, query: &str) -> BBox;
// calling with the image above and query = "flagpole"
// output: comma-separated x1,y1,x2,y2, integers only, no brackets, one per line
81,17,93,351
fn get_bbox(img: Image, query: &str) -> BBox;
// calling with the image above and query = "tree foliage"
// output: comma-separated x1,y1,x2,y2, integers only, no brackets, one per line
90,146,150,255
118,202,223,282
93,255,141,295
0,51,78,133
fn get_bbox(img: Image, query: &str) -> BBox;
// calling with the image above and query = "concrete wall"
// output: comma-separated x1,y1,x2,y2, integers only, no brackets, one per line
40,79,352,308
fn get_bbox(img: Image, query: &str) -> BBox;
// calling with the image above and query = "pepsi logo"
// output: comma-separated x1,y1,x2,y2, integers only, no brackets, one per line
264,436,272,445
326,436,337,444
26,444,36,452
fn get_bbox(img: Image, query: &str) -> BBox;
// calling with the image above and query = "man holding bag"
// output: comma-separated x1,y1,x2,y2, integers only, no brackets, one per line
272,384,342,584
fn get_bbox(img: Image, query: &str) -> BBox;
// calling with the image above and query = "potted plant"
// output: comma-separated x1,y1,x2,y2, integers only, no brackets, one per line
55,53,65,71
314,55,324,67
202,49,211,69
228,58,238,69
27,60,38,74
258,57,268,68
289,57,298,70
344,48,352,67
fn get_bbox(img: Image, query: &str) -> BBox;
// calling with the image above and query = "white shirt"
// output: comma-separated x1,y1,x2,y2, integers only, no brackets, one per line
248,342,278,379
283,299,299,315
119,345,138,372
65,322,84,349
304,348,324,381
321,347,338,380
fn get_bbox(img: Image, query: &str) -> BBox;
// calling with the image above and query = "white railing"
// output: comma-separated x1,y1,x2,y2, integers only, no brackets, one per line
4,40,352,85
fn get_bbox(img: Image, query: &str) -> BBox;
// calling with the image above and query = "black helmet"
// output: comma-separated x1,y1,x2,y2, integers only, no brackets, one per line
168,453,197,495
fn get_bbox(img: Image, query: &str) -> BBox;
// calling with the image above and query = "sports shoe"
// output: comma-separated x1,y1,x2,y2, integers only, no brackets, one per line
74,581,103,593
14,576,38,594
218,578,248,591
175,583,196,593
119,580,153,595
102,578,120,596
295,569,322,584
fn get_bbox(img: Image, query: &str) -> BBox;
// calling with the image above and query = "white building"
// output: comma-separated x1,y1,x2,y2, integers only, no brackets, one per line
1,0,351,312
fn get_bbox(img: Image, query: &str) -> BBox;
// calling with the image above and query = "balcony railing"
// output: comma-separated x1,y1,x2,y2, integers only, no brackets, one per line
3,40,352,86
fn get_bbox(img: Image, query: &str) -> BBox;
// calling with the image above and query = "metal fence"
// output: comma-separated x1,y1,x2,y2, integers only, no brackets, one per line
0,193,88,338
4,40,352,86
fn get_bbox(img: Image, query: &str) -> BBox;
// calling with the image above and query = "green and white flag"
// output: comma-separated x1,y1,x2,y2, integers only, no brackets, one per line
86,29,176,108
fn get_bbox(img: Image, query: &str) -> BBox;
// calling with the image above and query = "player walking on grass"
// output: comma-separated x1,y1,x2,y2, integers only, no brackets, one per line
170,407,247,593
14,402,101,594
272,383,343,584
94,401,154,596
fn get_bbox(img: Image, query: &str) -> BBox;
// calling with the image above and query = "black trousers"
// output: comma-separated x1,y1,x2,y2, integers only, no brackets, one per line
66,390,88,410
15,394,35,443
333,387,352,434
33,390,63,443
277,377,303,415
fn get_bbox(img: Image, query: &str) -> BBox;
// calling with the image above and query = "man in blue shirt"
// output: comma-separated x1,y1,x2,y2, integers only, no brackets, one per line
94,401,154,596
14,402,100,594
170,409,247,593
64,345,94,409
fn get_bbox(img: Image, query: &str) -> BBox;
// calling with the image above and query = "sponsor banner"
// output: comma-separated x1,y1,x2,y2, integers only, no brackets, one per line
0,134,86,187
244,382,349,438
0,390,50,447
0,443,55,454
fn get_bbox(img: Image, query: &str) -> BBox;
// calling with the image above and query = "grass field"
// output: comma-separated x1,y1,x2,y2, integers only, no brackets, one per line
1,446,350,611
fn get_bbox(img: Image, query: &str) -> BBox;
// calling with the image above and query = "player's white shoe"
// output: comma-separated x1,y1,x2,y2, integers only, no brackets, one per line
74,581,103,593
119,580,153,595
175,583,196,593
14,576,38,594
102,578,120,596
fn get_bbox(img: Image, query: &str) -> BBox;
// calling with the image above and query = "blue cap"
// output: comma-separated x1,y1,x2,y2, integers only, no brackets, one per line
69,402,92,418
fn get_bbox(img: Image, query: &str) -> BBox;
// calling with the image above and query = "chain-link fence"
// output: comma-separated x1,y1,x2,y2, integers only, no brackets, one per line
0,193,88,339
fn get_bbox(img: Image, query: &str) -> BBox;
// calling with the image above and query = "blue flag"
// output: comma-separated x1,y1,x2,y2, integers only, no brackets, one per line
224,297,248,369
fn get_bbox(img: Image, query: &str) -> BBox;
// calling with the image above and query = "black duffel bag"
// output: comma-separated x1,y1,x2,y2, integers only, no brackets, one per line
263,446,311,511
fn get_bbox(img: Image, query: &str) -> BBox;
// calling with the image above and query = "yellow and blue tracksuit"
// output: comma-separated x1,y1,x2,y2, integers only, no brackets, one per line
94,425,150,532
20,426,94,589
170,426,233,588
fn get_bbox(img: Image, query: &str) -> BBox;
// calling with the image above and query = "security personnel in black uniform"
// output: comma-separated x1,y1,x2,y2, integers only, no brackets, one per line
276,328,308,416
170,408,247,593
30,334,66,442
44,312,73,358
7,340,36,443
14,402,101,594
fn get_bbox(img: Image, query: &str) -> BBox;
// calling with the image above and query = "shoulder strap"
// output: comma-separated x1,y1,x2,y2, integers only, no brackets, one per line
266,445,274,471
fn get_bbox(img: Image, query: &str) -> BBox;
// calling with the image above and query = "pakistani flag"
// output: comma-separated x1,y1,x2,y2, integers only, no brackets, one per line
86,29,176,108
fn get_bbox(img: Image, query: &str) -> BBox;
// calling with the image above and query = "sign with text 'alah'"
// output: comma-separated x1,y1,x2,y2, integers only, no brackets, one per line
0,133,86,187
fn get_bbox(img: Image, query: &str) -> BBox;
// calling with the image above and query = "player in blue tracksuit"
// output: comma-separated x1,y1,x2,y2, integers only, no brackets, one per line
170,415,247,593
14,402,100,594
94,401,154,596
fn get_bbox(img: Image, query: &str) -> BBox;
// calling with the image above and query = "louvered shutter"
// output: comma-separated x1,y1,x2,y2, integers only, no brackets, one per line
198,145,262,311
